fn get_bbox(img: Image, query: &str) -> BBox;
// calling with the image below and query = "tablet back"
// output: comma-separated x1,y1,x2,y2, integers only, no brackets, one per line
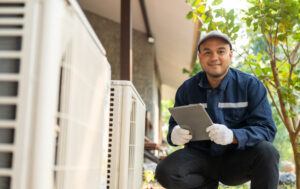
169,104,213,141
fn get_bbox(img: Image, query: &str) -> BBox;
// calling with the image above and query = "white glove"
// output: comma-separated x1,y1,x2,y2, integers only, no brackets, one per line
206,124,233,145
171,125,192,146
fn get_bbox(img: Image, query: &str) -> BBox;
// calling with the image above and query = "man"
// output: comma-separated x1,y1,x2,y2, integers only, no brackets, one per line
155,31,279,189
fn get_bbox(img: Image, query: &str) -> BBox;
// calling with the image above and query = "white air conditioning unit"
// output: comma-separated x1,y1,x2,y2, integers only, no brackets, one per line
107,80,146,189
0,1,110,189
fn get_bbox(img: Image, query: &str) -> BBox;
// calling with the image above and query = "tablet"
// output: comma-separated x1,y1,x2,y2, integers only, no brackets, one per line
169,104,213,141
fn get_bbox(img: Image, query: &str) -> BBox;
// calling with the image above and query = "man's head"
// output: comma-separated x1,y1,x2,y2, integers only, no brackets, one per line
197,31,233,80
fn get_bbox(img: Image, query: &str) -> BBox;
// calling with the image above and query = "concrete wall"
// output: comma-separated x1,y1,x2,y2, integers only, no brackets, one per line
84,10,161,142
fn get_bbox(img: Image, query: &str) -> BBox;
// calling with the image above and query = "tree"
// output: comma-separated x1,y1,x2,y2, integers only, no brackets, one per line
185,0,300,187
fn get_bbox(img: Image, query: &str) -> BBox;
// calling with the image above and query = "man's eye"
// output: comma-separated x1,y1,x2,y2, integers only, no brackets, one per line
204,52,211,55
218,50,225,54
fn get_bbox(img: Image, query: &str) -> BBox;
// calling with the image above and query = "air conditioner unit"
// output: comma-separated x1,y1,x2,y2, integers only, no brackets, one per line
107,80,146,189
0,1,110,189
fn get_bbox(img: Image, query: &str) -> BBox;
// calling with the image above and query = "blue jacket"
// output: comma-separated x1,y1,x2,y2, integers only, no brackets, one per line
167,68,277,156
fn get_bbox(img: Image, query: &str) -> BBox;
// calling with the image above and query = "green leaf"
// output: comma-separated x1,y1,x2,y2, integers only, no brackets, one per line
246,18,253,27
186,0,193,3
231,26,240,33
277,34,286,42
278,86,291,94
292,32,300,40
214,8,223,17
233,33,238,40
228,9,234,18
248,6,257,14
195,5,206,14
253,23,258,31
201,13,207,21
182,68,191,74
262,67,272,75
288,97,296,105
192,0,201,7
254,67,263,75
212,0,222,6
186,11,193,20
193,14,198,22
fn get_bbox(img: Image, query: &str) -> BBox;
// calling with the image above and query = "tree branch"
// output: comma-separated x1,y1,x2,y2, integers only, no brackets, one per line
270,60,294,132
267,47,282,62
273,23,279,62
249,64,257,77
295,56,300,65
269,31,274,58
265,85,285,124
280,44,292,64
290,105,298,131
291,42,300,65
295,121,300,136
265,77,277,89
288,64,295,88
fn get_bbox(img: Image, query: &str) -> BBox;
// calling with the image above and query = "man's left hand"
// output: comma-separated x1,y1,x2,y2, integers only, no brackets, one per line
206,124,234,145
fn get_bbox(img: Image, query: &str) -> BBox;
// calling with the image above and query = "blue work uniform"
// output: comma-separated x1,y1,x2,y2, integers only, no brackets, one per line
167,68,277,156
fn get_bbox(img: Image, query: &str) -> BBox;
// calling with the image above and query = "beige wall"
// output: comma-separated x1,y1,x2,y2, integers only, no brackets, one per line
84,11,161,142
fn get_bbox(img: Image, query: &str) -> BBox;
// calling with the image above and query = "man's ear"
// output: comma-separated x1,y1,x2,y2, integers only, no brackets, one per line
197,53,201,60
229,50,233,59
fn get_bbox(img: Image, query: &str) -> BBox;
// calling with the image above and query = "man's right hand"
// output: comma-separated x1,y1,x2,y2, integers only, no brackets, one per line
171,125,192,146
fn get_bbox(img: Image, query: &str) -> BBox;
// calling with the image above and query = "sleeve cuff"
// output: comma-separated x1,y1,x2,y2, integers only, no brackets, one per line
232,129,247,150
167,128,178,146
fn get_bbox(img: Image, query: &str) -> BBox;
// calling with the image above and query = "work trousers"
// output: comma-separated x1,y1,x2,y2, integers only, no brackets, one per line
155,141,279,189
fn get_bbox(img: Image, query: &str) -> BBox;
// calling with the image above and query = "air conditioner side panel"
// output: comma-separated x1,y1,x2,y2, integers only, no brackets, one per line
118,86,132,189
54,4,111,189
133,99,146,189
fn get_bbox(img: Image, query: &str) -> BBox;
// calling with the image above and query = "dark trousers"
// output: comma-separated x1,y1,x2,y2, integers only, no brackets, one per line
155,141,279,189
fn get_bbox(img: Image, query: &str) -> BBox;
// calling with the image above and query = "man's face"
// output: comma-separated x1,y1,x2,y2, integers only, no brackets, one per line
198,38,232,79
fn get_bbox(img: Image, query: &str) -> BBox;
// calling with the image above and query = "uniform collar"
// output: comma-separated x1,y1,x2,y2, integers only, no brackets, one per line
198,68,233,90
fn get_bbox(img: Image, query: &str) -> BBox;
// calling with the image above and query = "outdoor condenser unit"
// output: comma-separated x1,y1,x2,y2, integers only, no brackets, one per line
107,80,146,189
0,1,110,189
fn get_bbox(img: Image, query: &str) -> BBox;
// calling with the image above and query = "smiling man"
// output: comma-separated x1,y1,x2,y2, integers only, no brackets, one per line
155,31,279,189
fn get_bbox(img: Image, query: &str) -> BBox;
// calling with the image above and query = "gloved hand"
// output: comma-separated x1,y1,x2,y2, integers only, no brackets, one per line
206,124,233,145
171,125,192,146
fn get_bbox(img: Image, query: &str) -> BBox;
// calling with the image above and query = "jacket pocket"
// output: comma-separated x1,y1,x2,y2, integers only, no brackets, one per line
223,108,247,128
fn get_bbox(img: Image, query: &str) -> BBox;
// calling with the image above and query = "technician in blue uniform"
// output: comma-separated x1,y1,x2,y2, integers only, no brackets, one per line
155,31,279,189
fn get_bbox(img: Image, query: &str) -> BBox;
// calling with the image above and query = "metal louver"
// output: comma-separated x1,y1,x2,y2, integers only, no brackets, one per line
0,2,25,189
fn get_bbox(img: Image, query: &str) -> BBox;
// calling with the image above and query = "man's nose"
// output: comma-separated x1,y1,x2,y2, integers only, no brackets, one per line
210,52,218,60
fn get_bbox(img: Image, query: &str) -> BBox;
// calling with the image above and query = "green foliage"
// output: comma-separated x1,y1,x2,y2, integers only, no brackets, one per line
183,56,202,76
185,0,241,39
218,184,250,189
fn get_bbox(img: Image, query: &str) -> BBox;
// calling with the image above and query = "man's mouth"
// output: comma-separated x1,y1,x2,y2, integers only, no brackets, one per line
208,63,221,66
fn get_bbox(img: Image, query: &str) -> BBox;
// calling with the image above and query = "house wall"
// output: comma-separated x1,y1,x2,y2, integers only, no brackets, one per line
84,10,161,142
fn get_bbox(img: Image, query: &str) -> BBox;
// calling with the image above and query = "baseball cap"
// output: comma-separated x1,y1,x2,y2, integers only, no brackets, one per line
197,31,232,52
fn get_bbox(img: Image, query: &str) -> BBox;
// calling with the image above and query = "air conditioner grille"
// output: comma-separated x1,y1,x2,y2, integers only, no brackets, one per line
0,3,25,7
0,152,12,168
0,59,20,73
0,2,24,29
0,2,25,189
106,87,115,188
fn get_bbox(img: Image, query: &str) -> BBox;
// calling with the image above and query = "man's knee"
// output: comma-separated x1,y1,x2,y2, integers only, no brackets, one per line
253,141,280,164
155,159,172,187
155,160,164,181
